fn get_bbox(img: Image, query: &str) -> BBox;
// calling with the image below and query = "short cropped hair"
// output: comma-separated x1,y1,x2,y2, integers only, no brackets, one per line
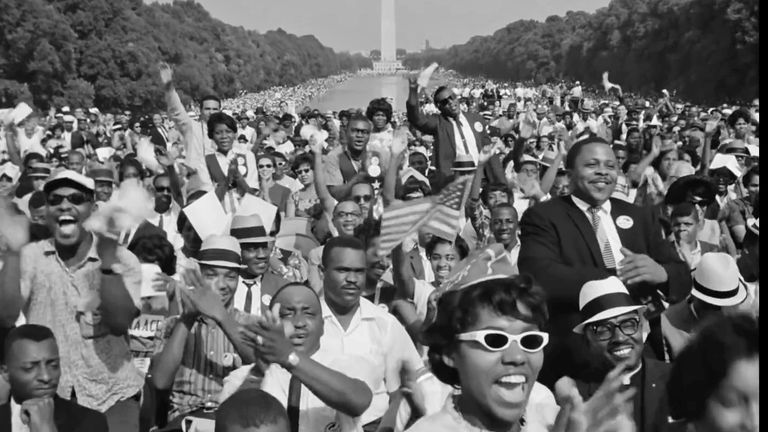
565,136,611,170
215,388,288,432
670,202,698,221
199,95,221,110
322,235,365,267
3,324,55,365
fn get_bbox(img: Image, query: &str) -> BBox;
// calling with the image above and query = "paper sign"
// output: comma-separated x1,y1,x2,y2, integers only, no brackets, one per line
182,190,228,240
129,313,165,338
237,193,278,233
140,263,164,298
182,417,215,432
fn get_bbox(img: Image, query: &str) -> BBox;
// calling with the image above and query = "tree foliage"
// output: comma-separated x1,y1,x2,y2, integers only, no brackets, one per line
0,0,372,111
403,0,758,104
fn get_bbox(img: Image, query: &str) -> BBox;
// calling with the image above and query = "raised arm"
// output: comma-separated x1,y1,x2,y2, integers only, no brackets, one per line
382,129,408,207
405,74,439,134
159,62,212,188
97,237,141,334
539,140,566,195
311,139,336,215
150,314,194,390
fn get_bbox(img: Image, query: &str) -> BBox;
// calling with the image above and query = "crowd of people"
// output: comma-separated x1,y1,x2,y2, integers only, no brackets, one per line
0,59,759,432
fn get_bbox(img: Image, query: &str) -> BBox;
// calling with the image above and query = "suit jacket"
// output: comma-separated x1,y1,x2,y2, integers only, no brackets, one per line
70,130,99,152
519,196,690,385
576,358,671,432
519,196,691,310
150,126,169,148
258,271,290,315
406,86,493,190
0,396,108,432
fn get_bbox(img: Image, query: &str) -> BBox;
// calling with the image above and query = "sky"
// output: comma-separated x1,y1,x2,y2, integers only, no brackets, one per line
148,0,611,53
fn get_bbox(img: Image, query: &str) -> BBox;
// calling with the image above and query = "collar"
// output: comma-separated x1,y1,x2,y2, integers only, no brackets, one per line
571,194,612,215
621,362,643,385
42,233,100,262
321,296,375,320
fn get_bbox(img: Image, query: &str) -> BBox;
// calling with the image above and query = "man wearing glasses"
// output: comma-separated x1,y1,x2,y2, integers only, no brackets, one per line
406,67,492,192
323,113,375,201
573,276,671,432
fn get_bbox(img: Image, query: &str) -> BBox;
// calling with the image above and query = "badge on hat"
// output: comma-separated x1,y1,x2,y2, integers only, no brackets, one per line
473,121,483,133
616,215,634,229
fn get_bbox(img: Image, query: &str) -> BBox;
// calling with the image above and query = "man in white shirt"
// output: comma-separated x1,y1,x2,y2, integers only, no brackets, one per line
317,236,424,430
490,203,520,272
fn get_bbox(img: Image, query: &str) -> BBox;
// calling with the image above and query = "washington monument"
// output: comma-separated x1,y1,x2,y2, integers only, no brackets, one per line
374,0,403,73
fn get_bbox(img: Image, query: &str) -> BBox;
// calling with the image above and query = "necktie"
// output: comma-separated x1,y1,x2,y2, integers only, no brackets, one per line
287,375,301,432
158,214,164,231
453,117,471,154
242,279,256,313
588,206,617,269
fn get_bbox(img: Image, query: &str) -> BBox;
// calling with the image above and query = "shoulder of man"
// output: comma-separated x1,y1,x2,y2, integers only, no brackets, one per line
54,396,109,430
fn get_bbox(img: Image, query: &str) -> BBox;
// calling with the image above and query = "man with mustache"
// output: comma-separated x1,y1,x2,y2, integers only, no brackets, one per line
519,136,690,388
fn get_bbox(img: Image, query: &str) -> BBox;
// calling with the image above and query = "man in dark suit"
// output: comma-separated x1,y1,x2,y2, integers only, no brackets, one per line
519,136,690,387
1,324,108,431
149,113,170,149
406,72,502,191
572,277,670,432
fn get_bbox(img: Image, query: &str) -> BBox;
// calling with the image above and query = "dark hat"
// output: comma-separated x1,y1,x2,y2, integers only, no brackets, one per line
87,167,115,183
664,175,716,205
280,113,295,123
27,163,52,179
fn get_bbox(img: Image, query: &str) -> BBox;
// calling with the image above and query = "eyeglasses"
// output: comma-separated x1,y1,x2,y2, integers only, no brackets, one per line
295,168,312,175
333,211,361,220
276,161,286,167
589,318,640,341
47,192,90,206
352,194,372,204
456,330,549,353
436,95,456,107
258,164,273,169
155,187,171,194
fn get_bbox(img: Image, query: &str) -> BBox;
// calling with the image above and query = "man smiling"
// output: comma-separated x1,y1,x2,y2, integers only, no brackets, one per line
573,276,671,432
519,136,689,387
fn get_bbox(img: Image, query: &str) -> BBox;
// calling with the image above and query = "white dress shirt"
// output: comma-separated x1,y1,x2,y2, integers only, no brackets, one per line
232,276,262,315
319,297,423,425
571,195,626,266
450,113,479,164
11,399,29,432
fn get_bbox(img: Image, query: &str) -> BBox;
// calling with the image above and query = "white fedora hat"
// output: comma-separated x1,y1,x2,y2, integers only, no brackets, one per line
194,235,245,269
691,253,747,307
573,276,644,334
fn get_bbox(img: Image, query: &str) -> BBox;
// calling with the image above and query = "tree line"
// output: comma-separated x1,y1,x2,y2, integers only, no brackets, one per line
0,0,372,112
403,0,758,104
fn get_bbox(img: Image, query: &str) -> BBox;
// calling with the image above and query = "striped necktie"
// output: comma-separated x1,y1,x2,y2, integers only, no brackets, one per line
588,206,617,269
242,279,256,313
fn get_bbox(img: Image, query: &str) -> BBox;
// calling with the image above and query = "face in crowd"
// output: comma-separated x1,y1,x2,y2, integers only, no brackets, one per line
322,246,366,314
45,185,94,249
434,87,460,119
241,239,274,278
1,334,60,403
349,183,373,217
200,264,239,308
585,310,645,372
153,175,173,214
94,180,114,203
274,284,323,355
569,142,618,207
490,205,518,250
345,118,371,155
257,156,275,182
331,201,362,236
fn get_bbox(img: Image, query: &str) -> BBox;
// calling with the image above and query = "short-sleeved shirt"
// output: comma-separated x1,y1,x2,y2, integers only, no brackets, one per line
157,310,250,419
20,236,144,412
319,297,424,425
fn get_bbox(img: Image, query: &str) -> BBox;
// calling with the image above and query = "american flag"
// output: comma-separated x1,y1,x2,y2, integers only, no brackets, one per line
379,175,472,254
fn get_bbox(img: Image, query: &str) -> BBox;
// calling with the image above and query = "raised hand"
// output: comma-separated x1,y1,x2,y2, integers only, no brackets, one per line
417,62,439,89
158,62,173,88
0,197,29,252
617,247,668,285
20,397,56,431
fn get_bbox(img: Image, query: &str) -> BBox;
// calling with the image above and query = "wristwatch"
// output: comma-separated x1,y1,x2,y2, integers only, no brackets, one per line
285,351,300,370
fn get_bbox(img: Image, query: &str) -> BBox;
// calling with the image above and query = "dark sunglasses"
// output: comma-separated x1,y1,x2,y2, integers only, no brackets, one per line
436,95,456,106
456,330,549,353
155,187,172,194
295,168,312,175
589,318,640,341
352,194,372,204
258,164,273,169
47,192,90,206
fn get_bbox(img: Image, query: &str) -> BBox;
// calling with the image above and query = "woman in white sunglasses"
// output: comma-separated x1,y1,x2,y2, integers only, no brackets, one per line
407,274,637,432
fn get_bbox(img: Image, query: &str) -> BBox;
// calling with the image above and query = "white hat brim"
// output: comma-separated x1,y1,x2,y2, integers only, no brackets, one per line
236,236,275,244
573,305,645,334
194,259,245,270
691,281,748,307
